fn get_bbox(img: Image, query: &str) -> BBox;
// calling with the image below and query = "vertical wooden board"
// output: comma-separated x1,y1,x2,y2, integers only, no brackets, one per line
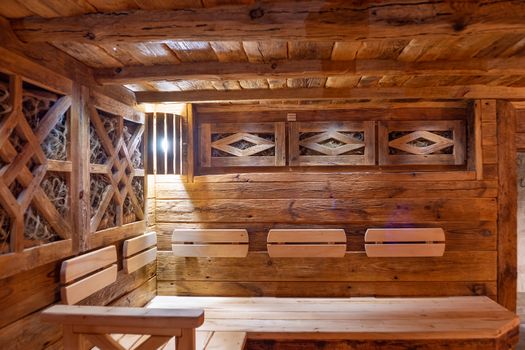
175,114,182,174
274,122,286,166
474,101,484,179
156,113,166,175
187,104,195,182
288,122,299,166
199,123,212,168
364,120,376,165
497,101,517,311
166,113,174,174
146,112,154,174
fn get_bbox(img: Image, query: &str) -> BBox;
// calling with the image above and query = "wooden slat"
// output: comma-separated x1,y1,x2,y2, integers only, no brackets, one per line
12,1,525,43
172,229,249,243
205,332,246,350
124,247,157,274
156,112,166,175
41,304,204,329
365,228,445,243
123,232,157,257
365,243,446,257
166,113,174,174
267,244,347,258
60,264,117,305
95,58,525,84
60,246,117,284
172,244,249,258
146,112,154,174
136,86,525,103
268,229,346,243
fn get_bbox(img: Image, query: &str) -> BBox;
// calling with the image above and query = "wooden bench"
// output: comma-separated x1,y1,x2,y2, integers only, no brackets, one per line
147,296,520,349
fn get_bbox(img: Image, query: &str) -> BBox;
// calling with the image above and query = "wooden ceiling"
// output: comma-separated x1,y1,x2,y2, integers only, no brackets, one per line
3,1,525,103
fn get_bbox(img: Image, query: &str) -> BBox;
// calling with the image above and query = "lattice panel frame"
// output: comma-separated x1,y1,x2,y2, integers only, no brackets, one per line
378,120,466,165
0,73,73,254
199,122,286,167
289,121,375,166
88,105,145,233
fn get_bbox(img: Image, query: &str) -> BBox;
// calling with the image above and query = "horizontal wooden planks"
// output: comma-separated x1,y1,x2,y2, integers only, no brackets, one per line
124,247,157,274
123,232,157,257
157,280,497,298
61,264,118,305
60,246,117,283
157,251,496,282
156,198,497,223
155,180,498,200
155,221,497,252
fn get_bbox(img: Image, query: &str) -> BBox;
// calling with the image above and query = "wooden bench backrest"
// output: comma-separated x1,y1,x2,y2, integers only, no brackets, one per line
123,231,157,274
267,229,347,257
365,228,446,257
60,246,117,305
172,229,249,257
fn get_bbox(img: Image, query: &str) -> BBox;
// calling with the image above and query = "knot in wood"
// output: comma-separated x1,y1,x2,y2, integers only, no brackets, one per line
249,7,265,20
84,31,96,40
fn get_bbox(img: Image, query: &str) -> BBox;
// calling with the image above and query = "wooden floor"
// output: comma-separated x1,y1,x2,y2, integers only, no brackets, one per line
96,296,519,349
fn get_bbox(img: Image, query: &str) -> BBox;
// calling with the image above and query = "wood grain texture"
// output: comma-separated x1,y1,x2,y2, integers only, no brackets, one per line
60,246,117,283
124,247,157,274
11,1,525,43
61,264,118,305
123,232,157,257
496,101,518,311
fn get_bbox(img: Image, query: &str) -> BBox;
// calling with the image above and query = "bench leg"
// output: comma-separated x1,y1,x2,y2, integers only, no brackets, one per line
62,325,88,350
176,328,196,350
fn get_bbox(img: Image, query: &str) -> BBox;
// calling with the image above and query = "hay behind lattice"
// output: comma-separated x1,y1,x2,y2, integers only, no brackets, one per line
123,125,144,168
90,174,110,215
0,206,10,254
41,173,69,217
0,84,12,119
90,112,118,164
24,206,60,246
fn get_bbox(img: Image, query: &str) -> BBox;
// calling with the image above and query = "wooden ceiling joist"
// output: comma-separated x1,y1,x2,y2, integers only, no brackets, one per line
10,1,525,43
96,58,525,85
135,86,525,103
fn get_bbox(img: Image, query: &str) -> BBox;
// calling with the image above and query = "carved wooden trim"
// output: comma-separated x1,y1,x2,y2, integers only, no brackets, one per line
378,120,466,165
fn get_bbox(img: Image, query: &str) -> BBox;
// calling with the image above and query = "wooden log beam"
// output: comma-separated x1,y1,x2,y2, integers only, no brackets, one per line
10,1,525,43
96,58,525,85
136,86,525,103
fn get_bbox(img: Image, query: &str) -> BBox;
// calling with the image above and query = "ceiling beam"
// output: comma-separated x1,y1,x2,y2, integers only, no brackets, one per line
135,86,525,103
96,58,525,85
10,1,525,43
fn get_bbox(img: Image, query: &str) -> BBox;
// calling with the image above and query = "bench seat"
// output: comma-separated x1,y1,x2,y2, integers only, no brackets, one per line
145,296,519,349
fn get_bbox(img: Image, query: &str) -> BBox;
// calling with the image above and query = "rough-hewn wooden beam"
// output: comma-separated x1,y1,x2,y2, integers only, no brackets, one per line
136,86,525,103
10,1,525,43
95,58,525,84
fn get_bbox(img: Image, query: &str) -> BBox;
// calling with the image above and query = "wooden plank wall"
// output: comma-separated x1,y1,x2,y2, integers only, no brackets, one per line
0,33,155,350
156,102,509,302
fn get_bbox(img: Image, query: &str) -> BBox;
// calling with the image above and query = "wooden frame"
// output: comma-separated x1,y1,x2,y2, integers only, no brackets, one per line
289,121,375,166
199,122,286,168
378,120,466,166
0,67,75,278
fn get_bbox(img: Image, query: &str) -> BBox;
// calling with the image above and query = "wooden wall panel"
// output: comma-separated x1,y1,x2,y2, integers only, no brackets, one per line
155,103,505,300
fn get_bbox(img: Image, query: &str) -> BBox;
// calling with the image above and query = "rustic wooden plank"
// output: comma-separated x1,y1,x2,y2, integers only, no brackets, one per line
172,229,249,243
497,100,517,312
111,276,157,308
124,247,157,274
474,101,484,179
205,332,246,350
157,251,497,282
61,264,118,305
155,198,497,223
268,229,346,243
267,244,347,258
12,1,525,43
157,280,497,298
41,305,204,329
172,244,249,258
136,86,525,103
365,228,445,242
94,58,525,84
156,112,166,175
123,231,157,257
365,243,446,258
60,245,117,283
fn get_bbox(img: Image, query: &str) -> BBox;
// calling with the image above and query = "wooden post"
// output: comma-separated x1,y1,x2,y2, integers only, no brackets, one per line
186,104,195,183
497,100,517,311
62,325,83,350
176,328,196,350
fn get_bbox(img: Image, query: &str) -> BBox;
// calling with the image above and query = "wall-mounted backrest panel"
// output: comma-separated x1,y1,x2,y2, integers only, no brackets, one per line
60,246,117,304
267,229,346,258
365,228,446,257
172,229,249,257
123,231,158,274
